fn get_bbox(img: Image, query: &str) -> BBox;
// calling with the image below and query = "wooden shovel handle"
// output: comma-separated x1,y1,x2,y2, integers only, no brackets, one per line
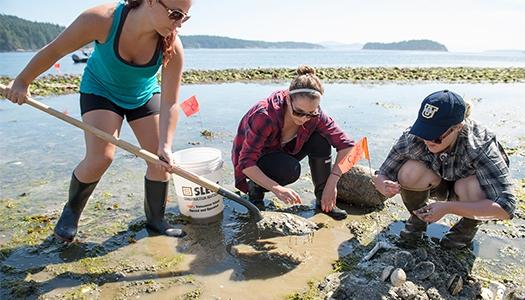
0,84,263,221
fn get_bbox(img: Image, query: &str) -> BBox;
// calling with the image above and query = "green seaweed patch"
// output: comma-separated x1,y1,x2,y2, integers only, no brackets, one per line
285,280,321,300
332,254,359,273
156,255,184,271
61,283,99,300
181,288,201,300
3,68,525,98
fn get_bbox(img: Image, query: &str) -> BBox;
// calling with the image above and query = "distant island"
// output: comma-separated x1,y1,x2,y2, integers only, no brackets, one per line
362,39,448,52
0,15,64,52
0,14,323,52
180,35,323,49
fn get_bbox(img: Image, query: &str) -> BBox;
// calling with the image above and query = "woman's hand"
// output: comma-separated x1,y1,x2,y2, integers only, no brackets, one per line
272,185,302,205
320,176,338,212
414,202,450,223
4,80,31,105
373,175,400,198
157,146,174,173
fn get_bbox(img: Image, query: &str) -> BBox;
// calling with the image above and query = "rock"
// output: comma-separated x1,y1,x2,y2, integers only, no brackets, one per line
447,274,463,296
391,268,407,287
426,287,444,300
396,281,424,300
393,251,416,271
509,287,525,300
489,281,506,300
231,244,261,257
257,211,318,237
381,265,395,281
337,165,387,207
413,261,435,281
480,288,494,300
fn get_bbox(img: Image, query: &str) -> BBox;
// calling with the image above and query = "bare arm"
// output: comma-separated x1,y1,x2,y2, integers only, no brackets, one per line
6,4,114,104
243,165,301,204
158,35,184,165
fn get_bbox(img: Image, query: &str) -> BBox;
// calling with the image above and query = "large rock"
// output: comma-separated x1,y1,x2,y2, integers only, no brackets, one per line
337,165,387,207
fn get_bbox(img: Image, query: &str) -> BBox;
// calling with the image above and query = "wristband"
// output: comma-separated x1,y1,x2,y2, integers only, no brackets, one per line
330,171,341,178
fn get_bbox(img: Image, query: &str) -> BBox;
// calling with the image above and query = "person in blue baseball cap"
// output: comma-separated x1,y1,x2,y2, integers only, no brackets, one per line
373,90,516,249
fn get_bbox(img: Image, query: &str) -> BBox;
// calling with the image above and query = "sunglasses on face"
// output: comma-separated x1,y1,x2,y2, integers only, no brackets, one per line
289,100,320,119
426,126,457,144
157,0,191,23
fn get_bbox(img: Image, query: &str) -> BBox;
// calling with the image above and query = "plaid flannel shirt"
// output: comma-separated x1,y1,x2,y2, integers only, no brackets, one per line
378,119,516,218
232,89,354,193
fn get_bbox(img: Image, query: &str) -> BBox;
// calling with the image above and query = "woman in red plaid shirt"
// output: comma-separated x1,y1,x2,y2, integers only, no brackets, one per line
232,65,354,220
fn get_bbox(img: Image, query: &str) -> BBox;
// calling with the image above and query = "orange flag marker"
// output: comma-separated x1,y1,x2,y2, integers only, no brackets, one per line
338,137,372,175
53,63,61,74
180,95,199,117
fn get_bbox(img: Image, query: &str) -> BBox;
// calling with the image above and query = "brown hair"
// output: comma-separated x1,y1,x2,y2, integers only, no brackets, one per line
464,100,472,119
289,65,324,98
126,0,174,67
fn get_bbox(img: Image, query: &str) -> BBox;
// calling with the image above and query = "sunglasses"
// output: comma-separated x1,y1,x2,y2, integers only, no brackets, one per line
289,100,320,119
157,0,191,23
426,126,457,144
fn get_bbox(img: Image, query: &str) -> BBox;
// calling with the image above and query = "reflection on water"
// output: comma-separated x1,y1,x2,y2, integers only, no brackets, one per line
1,82,524,298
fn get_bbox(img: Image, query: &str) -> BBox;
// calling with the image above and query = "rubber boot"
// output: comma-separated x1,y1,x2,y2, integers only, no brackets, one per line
247,180,266,210
440,218,481,249
310,156,347,220
144,177,186,237
54,173,98,242
399,188,429,243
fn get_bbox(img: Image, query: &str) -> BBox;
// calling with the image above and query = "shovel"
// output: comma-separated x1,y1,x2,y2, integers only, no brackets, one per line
0,84,318,236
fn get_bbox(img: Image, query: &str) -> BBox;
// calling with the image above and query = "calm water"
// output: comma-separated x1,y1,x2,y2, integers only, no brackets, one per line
1,83,524,298
1,49,525,77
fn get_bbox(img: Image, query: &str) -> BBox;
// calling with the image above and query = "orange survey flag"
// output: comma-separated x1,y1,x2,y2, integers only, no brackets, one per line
180,95,199,117
338,137,370,174
53,63,61,74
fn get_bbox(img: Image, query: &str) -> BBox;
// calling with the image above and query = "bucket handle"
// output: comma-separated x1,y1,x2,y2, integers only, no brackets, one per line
0,84,263,222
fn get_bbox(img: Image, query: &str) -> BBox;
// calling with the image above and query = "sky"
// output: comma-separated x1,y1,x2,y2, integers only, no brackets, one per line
1,0,525,52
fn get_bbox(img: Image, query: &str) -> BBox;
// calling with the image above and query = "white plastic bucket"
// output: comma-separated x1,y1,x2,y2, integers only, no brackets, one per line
172,147,224,220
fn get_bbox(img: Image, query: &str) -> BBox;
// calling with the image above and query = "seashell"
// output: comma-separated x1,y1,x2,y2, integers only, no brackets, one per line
413,261,435,281
393,251,416,271
480,288,494,300
390,268,406,287
489,281,506,300
381,265,395,282
447,274,463,296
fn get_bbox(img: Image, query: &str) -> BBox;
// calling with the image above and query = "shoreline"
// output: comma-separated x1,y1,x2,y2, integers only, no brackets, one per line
1,67,525,97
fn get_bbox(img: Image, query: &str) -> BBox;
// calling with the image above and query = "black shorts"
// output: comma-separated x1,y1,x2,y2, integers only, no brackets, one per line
80,93,160,122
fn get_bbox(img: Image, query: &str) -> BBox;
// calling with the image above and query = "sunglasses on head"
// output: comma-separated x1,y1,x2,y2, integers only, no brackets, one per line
157,0,191,23
426,126,458,144
289,100,320,119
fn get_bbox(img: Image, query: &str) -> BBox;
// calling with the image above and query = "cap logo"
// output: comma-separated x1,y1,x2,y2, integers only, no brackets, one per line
421,104,439,119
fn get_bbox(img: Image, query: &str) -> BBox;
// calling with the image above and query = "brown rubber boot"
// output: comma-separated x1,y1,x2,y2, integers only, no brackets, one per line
310,156,347,220
440,218,481,249
399,188,429,243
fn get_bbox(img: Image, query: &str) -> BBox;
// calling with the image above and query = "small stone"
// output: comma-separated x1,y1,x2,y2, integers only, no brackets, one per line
390,268,406,287
489,281,506,300
413,261,435,281
395,281,420,299
447,274,463,296
414,248,428,261
393,251,416,270
381,266,395,282
426,287,442,300
480,288,494,300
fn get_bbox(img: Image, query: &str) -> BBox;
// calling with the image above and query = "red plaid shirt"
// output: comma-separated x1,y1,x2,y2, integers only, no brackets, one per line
232,90,354,193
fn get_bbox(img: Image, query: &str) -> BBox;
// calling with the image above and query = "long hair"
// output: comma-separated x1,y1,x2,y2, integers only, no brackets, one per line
126,0,174,67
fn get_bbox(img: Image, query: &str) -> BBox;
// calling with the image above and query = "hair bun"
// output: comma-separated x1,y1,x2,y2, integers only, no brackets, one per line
296,65,316,76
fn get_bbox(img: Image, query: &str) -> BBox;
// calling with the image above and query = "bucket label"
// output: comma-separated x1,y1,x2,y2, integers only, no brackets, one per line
173,167,224,219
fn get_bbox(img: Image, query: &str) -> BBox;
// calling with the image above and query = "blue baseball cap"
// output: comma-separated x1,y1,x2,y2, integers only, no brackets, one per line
409,90,465,141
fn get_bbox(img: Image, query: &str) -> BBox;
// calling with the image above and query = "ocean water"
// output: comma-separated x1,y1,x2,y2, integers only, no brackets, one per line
1,48,524,77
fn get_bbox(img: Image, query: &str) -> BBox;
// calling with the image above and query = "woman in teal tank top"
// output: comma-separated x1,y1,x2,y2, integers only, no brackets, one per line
4,0,193,240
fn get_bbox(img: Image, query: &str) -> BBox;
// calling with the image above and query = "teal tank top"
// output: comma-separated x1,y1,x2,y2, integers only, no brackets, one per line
80,2,163,109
